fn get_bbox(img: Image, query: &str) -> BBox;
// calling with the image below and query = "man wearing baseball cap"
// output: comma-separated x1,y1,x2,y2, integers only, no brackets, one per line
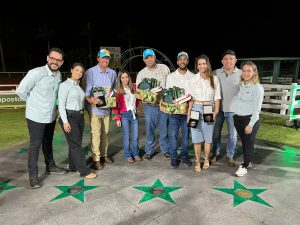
212,49,241,167
166,51,195,168
85,49,117,170
136,48,171,160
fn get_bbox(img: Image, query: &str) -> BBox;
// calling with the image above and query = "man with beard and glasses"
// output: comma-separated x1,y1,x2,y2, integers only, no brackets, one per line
16,48,68,189
166,51,194,168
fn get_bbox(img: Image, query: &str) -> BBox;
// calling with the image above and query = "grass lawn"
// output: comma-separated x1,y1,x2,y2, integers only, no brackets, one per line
0,109,300,150
0,109,63,149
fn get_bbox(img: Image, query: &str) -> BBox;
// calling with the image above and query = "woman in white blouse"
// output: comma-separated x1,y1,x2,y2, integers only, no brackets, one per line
187,54,221,172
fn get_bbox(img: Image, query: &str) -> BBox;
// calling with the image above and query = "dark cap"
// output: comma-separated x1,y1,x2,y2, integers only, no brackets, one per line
222,50,236,58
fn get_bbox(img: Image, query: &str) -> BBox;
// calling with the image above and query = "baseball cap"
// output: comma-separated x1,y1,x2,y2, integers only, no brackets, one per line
222,50,236,58
143,49,155,59
177,51,189,60
98,49,111,58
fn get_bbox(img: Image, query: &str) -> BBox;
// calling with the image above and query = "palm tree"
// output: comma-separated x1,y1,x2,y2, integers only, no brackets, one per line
80,22,95,67
0,19,7,72
118,26,138,72
37,23,54,51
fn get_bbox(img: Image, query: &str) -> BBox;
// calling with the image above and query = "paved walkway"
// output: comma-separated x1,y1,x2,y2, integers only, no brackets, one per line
0,110,300,225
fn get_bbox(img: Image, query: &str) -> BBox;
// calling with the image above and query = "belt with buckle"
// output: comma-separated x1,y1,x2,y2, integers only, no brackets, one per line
193,100,212,105
66,109,84,115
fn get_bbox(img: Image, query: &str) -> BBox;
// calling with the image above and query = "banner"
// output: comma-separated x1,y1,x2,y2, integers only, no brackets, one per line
0,93,25,108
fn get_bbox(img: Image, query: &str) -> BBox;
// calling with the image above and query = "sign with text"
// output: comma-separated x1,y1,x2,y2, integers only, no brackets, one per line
0,93,25,108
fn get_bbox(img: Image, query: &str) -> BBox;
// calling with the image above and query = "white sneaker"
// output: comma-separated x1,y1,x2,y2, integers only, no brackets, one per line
241,162,252,168
235,165,248,177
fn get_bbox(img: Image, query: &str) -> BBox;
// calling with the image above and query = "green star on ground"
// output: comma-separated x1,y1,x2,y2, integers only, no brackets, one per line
0,179,21,194
50,179,100,203
213,180,272,207
17,147,28,154
134,178,182,204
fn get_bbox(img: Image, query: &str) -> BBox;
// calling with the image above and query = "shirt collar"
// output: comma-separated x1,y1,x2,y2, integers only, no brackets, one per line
67,78,79,85
176,69,189,76
45,64,60,77
221,66,239,75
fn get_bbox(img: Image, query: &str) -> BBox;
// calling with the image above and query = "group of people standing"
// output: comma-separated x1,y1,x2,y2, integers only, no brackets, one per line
16,47,264,189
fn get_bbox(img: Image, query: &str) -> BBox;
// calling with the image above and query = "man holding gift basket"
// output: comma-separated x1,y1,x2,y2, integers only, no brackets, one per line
165,51,194,169
85,49,117,170
136,48,170,160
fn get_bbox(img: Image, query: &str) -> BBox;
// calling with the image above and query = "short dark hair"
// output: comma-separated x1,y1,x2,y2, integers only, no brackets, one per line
48,47,64,58
222,49,236,59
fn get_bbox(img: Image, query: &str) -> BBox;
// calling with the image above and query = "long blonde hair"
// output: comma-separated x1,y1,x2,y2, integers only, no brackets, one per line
195,54,215,89
115,70,134,94
240,61,260,84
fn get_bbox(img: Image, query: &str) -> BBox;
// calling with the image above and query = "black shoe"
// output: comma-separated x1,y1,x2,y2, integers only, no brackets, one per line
144,154,153,160
29,177,40,189
210,154,219,163
182,158,192,167
170,161,179,169
47,166,68,175
163,152,170,159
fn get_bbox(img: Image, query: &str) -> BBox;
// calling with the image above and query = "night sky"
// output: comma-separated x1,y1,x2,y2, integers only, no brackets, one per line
1,2,299,72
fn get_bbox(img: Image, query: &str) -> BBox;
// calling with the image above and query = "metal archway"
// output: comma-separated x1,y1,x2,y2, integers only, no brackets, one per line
120,46,176,72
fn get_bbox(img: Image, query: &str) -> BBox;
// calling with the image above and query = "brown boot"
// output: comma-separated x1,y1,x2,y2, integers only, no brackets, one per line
93,161,103,170
102,156,114,163
227,158,236,167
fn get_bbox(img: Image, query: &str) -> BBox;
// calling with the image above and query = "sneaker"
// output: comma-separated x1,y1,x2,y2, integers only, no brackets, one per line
144,154,153,160
29,177,40,189
47,166,68,175
227,157,236,167
127,158,135,163
134,156,142,161
181,158,192,167
242,162,252,168
235,165,248,177
210,154,219,163
163,152,170,159
170,161,179,169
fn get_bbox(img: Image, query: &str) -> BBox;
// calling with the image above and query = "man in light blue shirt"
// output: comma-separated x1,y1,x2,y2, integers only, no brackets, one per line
16,48,68,189
85,49,117,170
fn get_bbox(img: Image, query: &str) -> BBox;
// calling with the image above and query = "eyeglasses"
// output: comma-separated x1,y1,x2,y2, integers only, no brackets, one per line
49,56,63,63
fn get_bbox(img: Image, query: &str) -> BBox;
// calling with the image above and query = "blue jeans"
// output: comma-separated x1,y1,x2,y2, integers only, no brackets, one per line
212,111,237,158
144,104,169,155
121,111,139,160
169,114,189,163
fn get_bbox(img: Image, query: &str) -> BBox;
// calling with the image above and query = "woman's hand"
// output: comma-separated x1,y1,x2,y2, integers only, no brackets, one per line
187,111,191,123
245,125,253,134
64,123,71,133
213,111,219,121
116,120,121,127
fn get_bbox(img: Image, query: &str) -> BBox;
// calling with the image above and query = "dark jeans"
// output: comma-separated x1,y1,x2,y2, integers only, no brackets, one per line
168,114,189,163
59,110,90,176
26,119,57,178
233,115,260,167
